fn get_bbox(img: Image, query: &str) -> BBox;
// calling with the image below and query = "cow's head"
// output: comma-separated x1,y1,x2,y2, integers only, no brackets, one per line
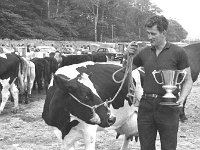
54,52,62,67
54,73,116,127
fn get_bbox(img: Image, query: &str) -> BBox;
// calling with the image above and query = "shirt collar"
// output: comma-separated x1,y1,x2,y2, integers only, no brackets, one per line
151,41,171,51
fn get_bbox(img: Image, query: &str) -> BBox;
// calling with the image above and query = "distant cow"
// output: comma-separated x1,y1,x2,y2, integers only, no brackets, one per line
44,57,58,74
89,53,108,62
31,58,51,93
54,53,107,67
42,61,143,150
18,57,35,103
179,43,200,121
0,53,23,114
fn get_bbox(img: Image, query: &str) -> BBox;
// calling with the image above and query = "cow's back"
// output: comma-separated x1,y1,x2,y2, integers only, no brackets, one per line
81,64,130,108
44,57,58,74
0,53,20,81
61,54,92,67
184,43,200,82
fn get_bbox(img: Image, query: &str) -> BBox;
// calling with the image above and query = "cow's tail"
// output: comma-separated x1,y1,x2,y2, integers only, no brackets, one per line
14,53,23,75
17,56,25,94
43,60,51,93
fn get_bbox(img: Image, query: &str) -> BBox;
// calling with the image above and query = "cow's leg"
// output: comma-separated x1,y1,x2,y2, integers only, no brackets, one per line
28,68,35,97
24,91,29,104
27,62,35,97
120,136,130,150
0,78,11,114
25,75,31,103
83,125,98,150
0,88,10,114
23,76,29,104
32,80,36,90
38,78,43,93
53,127,82,150
35,76,42,93
179,97,188,122
61,129,82,150
44,79,49,94
9,83,19,113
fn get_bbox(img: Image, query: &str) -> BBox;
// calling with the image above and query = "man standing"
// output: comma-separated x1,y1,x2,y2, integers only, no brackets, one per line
127,15,193,150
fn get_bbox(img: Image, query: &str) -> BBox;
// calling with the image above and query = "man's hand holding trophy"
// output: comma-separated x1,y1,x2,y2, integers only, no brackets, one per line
152,69,187,106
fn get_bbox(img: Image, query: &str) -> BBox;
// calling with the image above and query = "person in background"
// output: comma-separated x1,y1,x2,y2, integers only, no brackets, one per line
27,44,30,52
126,15,193,150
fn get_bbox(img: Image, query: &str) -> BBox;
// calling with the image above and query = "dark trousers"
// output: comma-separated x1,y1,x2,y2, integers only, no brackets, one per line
138,96,180,150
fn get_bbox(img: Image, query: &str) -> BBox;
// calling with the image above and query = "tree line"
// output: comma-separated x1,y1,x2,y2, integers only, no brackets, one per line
0,0,188,42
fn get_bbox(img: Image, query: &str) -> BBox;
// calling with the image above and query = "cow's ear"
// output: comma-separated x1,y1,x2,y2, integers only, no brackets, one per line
54,74,76,91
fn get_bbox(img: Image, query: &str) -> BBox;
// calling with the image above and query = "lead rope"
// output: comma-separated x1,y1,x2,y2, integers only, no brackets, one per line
111,52,139,106
126,53,139,106
67,52,139,111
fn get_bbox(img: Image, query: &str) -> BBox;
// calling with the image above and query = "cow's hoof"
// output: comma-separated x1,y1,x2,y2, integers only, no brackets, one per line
19,100,24,104
28,94,31,98
12,108,19,114
25,100,29,104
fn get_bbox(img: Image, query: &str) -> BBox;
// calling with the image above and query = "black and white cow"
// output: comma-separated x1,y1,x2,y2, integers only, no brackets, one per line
18,57,35,103
31,57,51,93
179,43,200,121
42,61,143,150
44,57,58,74
0,53,23,114
54,53,108,68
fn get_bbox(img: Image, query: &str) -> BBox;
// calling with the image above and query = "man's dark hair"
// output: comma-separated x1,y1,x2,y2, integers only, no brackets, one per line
145,15,169,32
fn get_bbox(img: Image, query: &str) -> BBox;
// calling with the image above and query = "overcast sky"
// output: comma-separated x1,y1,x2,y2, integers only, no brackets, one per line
150,0,200,40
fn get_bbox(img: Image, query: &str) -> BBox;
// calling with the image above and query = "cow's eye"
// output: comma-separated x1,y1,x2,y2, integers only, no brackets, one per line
85,95,92,102
85,96,89,100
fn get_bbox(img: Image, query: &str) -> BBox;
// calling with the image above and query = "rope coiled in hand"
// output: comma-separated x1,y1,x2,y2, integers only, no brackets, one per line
111,52,139,106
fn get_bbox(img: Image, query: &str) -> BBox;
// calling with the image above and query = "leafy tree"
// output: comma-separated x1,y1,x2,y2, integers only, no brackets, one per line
0,0,188,42
167,19,188,42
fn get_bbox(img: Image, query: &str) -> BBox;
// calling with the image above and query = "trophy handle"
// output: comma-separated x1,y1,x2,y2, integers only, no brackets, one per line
152,70,163,84
176,70,187,85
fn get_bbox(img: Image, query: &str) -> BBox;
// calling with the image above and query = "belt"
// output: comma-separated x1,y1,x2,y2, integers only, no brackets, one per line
143,93,162,98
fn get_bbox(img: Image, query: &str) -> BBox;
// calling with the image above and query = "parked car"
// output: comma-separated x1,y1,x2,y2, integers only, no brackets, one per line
0,46,15,53
35,46,57,53
33,46,57,58
96,47,123,61
75,48,91,54
61,47,75,54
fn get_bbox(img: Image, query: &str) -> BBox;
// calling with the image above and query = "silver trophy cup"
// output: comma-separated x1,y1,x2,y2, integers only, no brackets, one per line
152,70,187,106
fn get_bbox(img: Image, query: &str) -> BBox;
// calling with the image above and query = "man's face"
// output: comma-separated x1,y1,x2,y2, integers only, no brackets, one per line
146,25,165,47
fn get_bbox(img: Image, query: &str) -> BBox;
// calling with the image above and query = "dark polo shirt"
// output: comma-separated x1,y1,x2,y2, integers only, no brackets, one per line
133,42,190,95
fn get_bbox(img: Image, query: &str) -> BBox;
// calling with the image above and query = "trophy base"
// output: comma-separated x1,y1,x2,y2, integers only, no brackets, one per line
159,101,179,106
159,98,179,106
162,94,176,99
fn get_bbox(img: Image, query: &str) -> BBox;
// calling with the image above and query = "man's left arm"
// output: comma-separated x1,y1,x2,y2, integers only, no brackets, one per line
176,67,193,106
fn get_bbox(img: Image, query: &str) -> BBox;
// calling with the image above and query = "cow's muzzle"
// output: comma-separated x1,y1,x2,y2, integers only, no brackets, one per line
90,111,101,124
107,115,116,126
93,102,116,127
89,111,116,126
89,107,116,126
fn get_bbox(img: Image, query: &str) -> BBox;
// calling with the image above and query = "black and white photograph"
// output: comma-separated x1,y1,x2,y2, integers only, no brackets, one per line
0,0,200,150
